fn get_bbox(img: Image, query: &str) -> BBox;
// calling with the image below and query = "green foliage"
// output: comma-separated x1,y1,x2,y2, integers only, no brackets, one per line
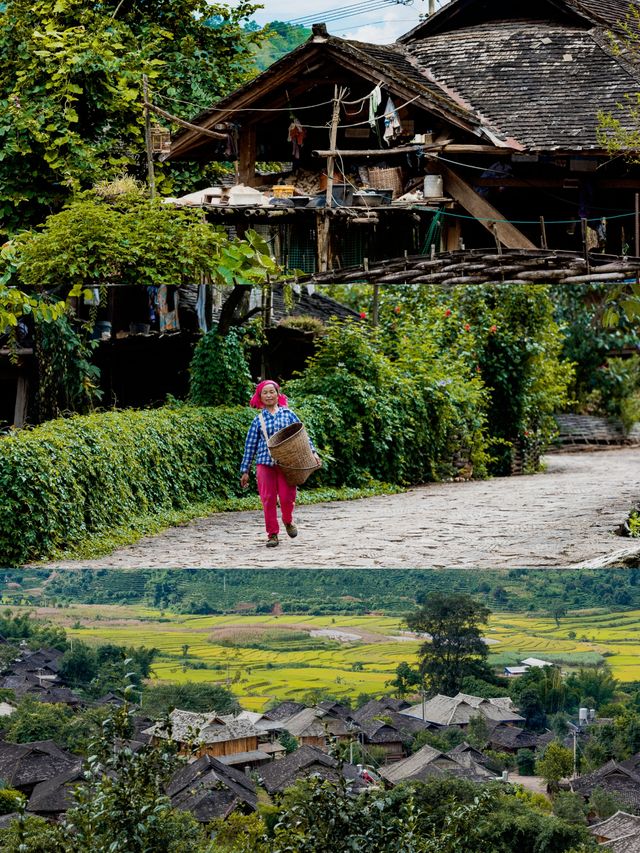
189,329,253,407
452,284,573,475
288,317,489,486
564,667,618,711
406,593,491,696
10,198,278,298
0,610,68,650
141,683,240,719
551,284,640,426
516,749,536,776
0,0,263,235
59,641,155,695
0,405,253,564
0,788,24,815
34,313,103,422
552,792,587,826
250,21,311,71
0,814,68,853
588,786,626,820
536,742,574,788
246,775,594,853
278,730,299,754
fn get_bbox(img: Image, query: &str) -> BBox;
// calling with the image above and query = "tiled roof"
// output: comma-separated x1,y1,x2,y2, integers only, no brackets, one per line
27,764,84,815
400,693,524,726
144,709,260,745
380,743,468,784
572,761,640,811
257,744,363,795
168,753,257,821
0,741,80,791
590,811,640,842
405,21,640,150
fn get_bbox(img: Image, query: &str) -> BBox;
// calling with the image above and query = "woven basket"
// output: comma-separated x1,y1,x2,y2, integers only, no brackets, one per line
268,422,320,486
367,166,404,198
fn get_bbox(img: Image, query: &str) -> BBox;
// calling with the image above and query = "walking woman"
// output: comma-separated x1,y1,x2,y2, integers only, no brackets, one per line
240,380,320,547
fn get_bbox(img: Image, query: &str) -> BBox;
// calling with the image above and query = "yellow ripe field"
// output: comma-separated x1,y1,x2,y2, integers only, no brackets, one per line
20,604,640,709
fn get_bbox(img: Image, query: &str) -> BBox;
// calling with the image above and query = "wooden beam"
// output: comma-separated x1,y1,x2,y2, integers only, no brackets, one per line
145,102,227,141
438,163,537,249
238,126,257,186
14,374,28,428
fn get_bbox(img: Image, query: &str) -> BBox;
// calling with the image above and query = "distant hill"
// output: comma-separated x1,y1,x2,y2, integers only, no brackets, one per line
250,21,311,71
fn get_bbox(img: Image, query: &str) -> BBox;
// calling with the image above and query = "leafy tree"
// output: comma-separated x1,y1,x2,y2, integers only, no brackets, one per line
60,642,98,688
189,329,253,407
466,715,489,750
140,682,240,718
0,788,24,815
0,0,263,235
251,22,311,71
516,748,536,776
589,786,625,821
565,667,618,711
552,792,587,826
278,730,298,755
406,593,491,696
388,661,424,697
3,698,74,746
536,742,574,791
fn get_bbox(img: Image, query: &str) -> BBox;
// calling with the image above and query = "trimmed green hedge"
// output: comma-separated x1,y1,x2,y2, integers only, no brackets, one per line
0,407,254,565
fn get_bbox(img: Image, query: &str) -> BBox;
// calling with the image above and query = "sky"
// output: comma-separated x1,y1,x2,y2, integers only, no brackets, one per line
237,0,451,44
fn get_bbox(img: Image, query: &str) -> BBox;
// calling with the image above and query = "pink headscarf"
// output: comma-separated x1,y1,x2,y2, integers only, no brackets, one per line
250,380,288,409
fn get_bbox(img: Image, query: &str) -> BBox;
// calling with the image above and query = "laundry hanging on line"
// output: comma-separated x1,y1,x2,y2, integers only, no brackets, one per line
287,117,306,158
383,96,402,145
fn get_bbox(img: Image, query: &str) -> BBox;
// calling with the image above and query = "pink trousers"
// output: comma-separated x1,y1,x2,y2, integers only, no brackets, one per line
256,464,297,536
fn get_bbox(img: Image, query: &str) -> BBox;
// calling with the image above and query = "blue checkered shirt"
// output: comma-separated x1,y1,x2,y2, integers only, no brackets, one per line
240,407,315,473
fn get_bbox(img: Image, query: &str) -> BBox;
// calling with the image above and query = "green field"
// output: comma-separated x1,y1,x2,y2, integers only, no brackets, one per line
13,604,640,709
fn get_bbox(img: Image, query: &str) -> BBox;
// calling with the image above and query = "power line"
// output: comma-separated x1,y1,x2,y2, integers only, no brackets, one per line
288,0,414,27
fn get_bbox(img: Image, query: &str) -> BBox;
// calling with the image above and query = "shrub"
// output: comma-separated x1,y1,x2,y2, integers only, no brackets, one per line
189,329,253,407
0,788,24,815
0,405,253,564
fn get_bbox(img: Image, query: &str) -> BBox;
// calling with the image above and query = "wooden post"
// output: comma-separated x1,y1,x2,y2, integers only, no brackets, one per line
635,193,639,257
13,374,29,428
142,75,156,199
372,283,379,327
540,216,548,250
238,126,257,187
325,86,341,209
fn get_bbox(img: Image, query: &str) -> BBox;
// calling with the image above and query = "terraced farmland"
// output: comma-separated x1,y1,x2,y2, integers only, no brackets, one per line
13,605,640,708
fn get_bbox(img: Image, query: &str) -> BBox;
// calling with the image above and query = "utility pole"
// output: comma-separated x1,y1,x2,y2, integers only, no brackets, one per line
143,75,156,199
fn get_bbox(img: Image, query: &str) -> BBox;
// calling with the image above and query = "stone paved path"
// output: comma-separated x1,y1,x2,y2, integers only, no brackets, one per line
41,447,640,570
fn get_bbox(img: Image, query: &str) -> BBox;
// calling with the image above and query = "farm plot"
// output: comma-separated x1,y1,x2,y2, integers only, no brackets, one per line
13,605,640,708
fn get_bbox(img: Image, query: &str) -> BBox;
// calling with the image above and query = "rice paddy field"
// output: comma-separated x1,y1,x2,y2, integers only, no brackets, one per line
14,603,640,709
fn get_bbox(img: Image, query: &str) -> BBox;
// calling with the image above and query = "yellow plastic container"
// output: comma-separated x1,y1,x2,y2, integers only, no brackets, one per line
272,185,295,198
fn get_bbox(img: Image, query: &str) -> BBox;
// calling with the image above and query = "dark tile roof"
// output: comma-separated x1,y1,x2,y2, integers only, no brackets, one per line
0,740,80,792
168,753,257,821
257,745,363,795
398,0,639,43
352,698,410,724
263,701,307,721
487,725,539,750
572,761,640,811
358,719,404,745
405,21,640,150
27,764,84,815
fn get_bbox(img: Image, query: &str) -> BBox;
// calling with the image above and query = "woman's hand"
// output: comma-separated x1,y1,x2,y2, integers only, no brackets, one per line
240,472,249,489
313,454,322,468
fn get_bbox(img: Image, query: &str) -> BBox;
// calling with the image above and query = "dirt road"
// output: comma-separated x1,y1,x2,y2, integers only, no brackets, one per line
40,447,640,570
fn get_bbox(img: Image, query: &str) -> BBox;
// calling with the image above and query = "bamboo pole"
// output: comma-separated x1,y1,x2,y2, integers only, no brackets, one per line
143,76,155,199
